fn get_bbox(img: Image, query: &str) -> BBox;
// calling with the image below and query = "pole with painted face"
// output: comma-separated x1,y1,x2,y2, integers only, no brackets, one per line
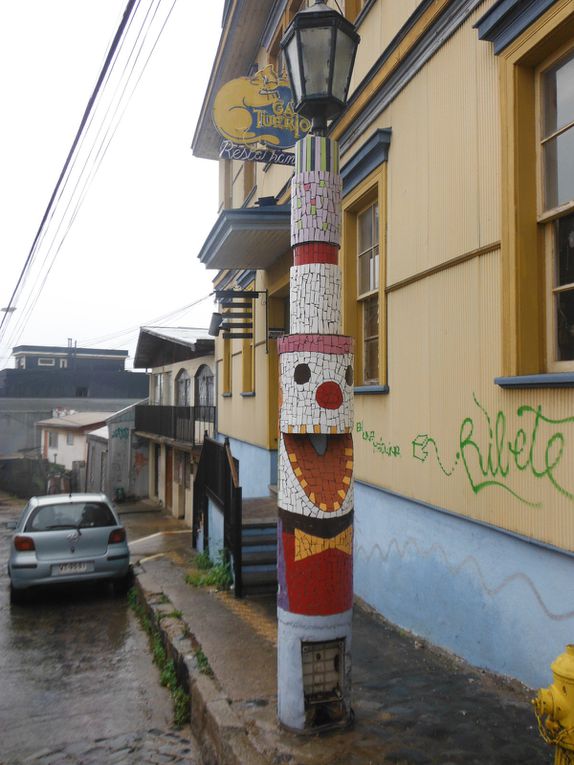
277,134,354,732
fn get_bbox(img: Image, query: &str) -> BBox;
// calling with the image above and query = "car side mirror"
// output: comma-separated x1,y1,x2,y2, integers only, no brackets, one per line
5,521,17,530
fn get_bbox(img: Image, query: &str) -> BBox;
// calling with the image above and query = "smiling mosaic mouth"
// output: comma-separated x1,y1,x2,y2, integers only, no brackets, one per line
284,432,353,512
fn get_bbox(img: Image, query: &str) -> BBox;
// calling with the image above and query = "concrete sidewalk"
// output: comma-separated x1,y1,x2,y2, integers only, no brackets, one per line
122,504,552,765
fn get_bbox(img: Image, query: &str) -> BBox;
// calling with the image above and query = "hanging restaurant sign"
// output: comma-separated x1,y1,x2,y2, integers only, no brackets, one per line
213,65,311,151
219,140,295,166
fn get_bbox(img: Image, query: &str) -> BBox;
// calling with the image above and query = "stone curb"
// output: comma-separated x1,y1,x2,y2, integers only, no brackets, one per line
133,574,269,765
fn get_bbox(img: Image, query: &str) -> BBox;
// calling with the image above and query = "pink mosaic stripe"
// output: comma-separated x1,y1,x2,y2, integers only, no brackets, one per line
277,334,353,355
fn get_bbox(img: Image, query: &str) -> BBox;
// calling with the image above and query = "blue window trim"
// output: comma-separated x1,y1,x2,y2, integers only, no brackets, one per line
341,129,391,197
475,0,557,54
354,385,390,395
495,373,574,389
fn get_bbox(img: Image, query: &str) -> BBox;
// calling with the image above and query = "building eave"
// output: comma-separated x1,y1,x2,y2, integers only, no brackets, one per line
197,204,291,271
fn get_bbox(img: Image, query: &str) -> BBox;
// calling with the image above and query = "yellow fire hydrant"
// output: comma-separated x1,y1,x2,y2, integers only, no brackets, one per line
534,645,574,764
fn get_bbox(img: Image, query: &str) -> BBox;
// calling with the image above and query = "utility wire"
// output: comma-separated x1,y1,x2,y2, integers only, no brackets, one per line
2,1,145,351
79,292,213,346
3,0,179,353
0,0,137,340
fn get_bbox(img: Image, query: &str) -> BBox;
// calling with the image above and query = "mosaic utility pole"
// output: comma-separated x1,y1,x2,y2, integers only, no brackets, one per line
277,134,354,731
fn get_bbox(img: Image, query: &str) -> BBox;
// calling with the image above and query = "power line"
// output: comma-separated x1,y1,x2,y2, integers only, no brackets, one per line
0,0,138,340
2,0,170,351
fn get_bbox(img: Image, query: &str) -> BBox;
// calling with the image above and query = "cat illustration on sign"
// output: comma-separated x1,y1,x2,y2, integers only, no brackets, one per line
213,65,309,148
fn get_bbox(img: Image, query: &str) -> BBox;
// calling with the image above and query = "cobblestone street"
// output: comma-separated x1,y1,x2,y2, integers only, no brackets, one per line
4,729,199,765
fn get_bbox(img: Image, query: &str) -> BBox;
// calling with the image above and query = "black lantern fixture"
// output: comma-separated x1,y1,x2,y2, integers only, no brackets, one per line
280,0,360,134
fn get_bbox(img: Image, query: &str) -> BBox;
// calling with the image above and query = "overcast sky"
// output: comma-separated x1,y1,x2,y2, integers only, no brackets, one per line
0,0,224,369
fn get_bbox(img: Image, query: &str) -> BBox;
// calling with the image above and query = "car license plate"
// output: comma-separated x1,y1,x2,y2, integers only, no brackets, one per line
52,561,91,576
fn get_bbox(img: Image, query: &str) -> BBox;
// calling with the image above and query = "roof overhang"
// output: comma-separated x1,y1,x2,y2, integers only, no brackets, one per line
134,328,214,369
192,0,277,160
198,204,291,271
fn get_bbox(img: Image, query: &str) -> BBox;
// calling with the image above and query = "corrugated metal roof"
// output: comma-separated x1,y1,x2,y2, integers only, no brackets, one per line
140,327,212,345
133,327,214,369
36,412,116,429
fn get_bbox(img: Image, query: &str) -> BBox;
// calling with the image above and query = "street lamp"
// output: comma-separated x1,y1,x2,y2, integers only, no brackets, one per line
281,0,360,134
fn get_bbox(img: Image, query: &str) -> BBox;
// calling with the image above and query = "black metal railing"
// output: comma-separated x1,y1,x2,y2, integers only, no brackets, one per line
193,436,243,597
134,404,215,445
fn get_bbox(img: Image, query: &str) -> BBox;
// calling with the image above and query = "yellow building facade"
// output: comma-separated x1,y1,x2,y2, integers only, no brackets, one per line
193,0,574,687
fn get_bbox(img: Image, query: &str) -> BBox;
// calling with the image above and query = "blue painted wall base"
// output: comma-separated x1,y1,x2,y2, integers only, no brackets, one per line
354,481,574,689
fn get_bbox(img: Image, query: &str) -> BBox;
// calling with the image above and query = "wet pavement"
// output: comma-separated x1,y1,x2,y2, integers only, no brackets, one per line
140,554,553,765
0,495,199,765
0,493,555,765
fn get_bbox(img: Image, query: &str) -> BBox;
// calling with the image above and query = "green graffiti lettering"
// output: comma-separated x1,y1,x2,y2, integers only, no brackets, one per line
355,421,401,459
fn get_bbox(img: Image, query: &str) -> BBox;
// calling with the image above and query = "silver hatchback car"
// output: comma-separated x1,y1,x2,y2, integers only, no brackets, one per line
7,493,131,603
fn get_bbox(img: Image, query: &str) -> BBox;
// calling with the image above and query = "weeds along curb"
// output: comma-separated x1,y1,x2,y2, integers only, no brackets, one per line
132,575,269,765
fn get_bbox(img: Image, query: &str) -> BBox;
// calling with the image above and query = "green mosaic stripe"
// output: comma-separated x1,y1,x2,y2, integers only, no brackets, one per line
295,135,339,174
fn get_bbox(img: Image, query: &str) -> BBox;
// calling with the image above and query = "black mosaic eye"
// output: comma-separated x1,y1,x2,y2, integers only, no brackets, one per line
294,363,311,384
345,364,354,386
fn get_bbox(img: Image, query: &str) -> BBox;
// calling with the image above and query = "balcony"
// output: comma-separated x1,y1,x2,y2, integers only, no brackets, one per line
134,404,215,446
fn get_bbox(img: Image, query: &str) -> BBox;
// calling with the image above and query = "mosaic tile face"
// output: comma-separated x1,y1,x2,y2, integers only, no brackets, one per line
278,433,354,519
279,350,353,433
290,264,341,335
291,170,342,247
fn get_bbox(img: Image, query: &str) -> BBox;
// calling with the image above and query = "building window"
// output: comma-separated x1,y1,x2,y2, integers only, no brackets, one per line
60,358,68,369
495,6,574,377
66,433,74,446
175,369,191,406
539,47,574,368
357,202,379,383
195,364,214,407
342,167,386,388
48,431,58,448
38,358,55,366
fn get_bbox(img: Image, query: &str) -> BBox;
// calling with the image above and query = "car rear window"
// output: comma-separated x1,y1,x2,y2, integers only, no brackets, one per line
26,502,117,532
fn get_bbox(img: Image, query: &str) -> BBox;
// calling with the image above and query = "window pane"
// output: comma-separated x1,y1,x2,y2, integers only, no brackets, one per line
544,128,574,209
556,289,574,360
363,295,378,339
358,252,371,295
363,340,379,383
358,208,373,252
556,213,574,286
544,51,574,136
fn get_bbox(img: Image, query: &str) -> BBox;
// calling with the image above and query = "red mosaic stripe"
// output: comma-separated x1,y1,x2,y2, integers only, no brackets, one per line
293,243,338,266
282,532,353,616
277,334,353,355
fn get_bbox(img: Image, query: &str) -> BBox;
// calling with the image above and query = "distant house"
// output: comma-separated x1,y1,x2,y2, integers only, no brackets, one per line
85,404,149,500
1,344,148,399
37,411,115,470
0,343,149,459
133,327,215,524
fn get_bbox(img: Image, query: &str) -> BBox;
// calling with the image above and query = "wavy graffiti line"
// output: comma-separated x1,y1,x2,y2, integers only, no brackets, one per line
356,537,574,622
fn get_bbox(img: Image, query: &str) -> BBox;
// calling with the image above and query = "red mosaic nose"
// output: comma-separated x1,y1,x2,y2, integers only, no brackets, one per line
315,381,343,409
